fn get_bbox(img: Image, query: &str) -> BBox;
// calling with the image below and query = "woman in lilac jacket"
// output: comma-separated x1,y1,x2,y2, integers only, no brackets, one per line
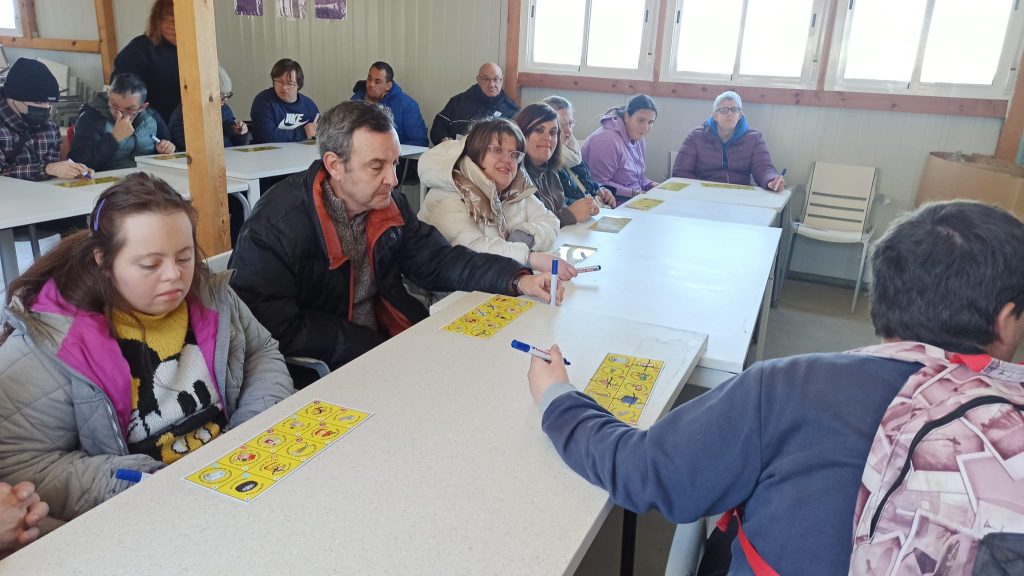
581,94,659,204
672,91,786,192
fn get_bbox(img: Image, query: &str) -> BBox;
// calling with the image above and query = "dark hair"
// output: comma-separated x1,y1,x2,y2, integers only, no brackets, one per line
514,103,563,171
870,200,1024,353
370,61,394,83
462,117,525,167
270,58,305,90
317,100,395,163
145,0,174,45
109,73,148,104
605,94,658,119
1,173,208,344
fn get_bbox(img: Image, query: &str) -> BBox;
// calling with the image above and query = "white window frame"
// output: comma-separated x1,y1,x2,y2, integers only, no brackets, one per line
825,0,1024,99
0,0,21,37
519,0,661,81
658,0,828,89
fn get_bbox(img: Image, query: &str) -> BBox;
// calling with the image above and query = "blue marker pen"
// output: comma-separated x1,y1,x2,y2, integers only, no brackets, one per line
550,259,558,306
68,158,91,179
511,339,571,365
150,135,161,144
577,265,601,273
115,468,152,484
772,168,787,191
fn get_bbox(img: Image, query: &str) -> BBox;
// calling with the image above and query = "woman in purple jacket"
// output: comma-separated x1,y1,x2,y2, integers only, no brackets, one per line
581,94,660,205
672,91,786,192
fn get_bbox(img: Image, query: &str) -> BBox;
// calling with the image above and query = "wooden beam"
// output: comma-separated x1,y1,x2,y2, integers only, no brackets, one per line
505,0,522,104
174,0,230,255
815,0,839,90
94,0,118,81
995,48,1024,161
0,36,99,52
17,0,37,39
651,0,670,82
517,72,1008,118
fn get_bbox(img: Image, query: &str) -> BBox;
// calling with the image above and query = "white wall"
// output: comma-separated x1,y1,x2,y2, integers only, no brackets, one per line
18,0,1006,281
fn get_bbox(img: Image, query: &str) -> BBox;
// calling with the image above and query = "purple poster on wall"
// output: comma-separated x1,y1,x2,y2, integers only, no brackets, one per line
234,0,264,16
315,0,347,20
277,0,307,20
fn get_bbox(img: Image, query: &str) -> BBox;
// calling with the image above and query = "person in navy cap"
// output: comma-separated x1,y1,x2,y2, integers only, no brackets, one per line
0,58,92,180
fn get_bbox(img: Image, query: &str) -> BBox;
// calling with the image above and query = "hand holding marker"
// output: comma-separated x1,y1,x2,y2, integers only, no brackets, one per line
511,340,571,365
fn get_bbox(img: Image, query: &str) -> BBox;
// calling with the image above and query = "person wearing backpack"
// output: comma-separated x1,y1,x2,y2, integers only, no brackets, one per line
526,200,1024,575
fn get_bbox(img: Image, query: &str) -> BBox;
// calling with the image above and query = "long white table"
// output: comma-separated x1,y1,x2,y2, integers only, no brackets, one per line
1,291,705,575
618,192,776,227
0,167,249,288
136,143,429,209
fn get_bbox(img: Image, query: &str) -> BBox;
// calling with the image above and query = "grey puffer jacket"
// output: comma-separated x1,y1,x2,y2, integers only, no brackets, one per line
0,272,294,520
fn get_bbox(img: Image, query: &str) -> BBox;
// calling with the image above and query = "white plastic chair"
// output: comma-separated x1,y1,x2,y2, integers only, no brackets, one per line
781,162,882,314
668,149,678,180
204,250,232,273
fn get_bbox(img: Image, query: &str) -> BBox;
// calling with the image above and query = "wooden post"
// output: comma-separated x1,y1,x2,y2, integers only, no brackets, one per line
174,0,230,255
995,49,1024,162
17,0,37,39
94,0,118,82
505,0,521,104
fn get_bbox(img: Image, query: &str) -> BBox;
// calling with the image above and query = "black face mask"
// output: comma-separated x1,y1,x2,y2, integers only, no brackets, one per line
22,105,51,128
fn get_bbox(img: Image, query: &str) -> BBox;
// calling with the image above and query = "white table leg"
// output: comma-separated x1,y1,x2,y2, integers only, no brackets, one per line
246,179,261,209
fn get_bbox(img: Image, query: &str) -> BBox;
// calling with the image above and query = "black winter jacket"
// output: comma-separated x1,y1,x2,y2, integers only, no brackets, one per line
429,84,519,145
229,161,530,369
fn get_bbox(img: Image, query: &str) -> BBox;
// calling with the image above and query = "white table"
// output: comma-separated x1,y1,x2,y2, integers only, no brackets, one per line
434,210,779,388
137,143,430,209
1,291,706,575
618,192,776,227
1,167,249,288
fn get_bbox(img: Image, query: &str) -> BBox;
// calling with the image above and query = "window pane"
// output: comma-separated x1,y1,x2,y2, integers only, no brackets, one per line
920,0,1012,85
739,0,815,77
843,0,926,82
587,0,646,69
0,0,15,30
675,0,743,74
532,0,586,66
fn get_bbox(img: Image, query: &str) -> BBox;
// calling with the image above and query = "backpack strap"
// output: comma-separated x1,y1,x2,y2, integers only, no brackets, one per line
715,508,780,576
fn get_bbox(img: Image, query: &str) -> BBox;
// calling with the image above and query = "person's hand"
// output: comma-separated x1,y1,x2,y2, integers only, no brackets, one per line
596,187,616,208
528,343,569,405
304,113,320,139
517,272,565,304
111,110,135,142
527,253,577,280
233,119,248,135
767,175,786,192
568,197,598,223
155,139,175,154
46,160,92,179
0,481,48,552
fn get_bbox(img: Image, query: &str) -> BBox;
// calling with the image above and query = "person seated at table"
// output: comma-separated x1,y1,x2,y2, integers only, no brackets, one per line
541,95,616,211
69,72,175,171
0,58,91,180
0,482,49,556
168,66,251,152
229,101,561,374
250,58,320,144
429,62,519,145
111,0,178,123
0,174,295,521
671,90,785,192
418,117,574,278
350,61,428,147
526,200,1024,574
581,94,659,205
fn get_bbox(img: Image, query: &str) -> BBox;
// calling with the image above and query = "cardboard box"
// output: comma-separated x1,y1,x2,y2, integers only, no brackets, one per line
916,152,1024,218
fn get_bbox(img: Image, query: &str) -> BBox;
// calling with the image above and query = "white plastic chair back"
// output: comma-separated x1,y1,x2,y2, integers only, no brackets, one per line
802,162,877,234
204,250,232,273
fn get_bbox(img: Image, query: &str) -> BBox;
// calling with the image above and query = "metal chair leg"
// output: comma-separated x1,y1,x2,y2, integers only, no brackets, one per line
851,239,870,314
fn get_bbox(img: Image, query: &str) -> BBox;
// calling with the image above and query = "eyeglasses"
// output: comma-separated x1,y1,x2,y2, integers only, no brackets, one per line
715,107,742,115
274,79,299,88
220,92,233,101
478,75,504,85
486,145,525,163
109,104,142,118
562,119,577,129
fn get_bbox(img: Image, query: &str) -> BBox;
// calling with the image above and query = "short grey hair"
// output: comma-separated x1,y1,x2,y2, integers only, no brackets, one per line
316,100,395,163
542,95,572,112
713,90,743,112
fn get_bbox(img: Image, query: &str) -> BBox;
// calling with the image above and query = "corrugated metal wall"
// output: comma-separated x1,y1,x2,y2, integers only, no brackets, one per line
15,0,1005,281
